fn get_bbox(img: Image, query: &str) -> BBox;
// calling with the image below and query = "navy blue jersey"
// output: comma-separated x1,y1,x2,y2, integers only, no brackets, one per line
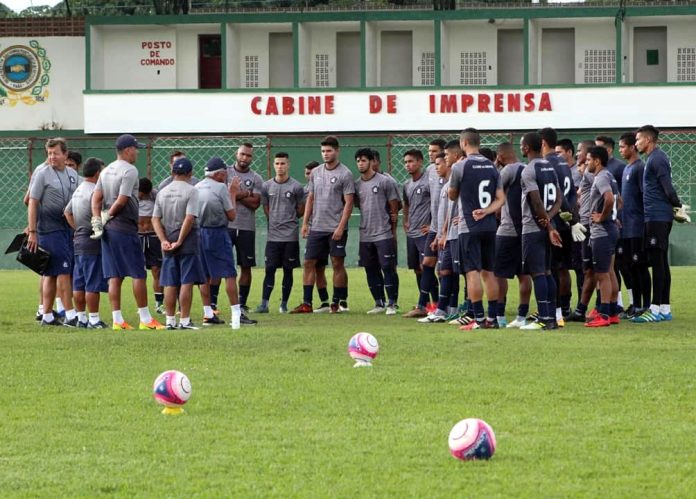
521,158,560,234
545,152,575,230
643,148,677,222
606,157,626,193
449,153,501,233
621,159,645,238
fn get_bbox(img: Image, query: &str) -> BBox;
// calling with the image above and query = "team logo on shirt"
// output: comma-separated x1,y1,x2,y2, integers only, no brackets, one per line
0,41,51,107
285,191,292,198
244,179,253,187
330,177,337,184
650,237,657,247
69,176,76,184
416,188,422,194
439,178,444,184
372,186,379,194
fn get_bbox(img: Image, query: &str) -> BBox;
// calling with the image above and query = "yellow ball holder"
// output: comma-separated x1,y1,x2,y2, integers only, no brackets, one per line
161,406,185,415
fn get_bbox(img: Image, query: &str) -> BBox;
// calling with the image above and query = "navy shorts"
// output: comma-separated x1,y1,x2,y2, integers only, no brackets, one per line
494,235,523,279
624,237,646,266
39,229,73,276
572,240,583,271
591,231,618,273
73,254,108,293
550,229,573,270
406,235,426,269
645,221,672,251
359,238,397,269
522,231,551,275
160,253,206,286
423,231,438,258
228,228,256,268
266,240,301,269
139,233,162,269
304,230,348,261
437,240,455,272
200,227,237,279
458,231,496,273
581,225,593,271
101,229,146,280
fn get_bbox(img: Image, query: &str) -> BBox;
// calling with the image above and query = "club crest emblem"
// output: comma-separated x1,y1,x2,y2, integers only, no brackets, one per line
330,177,337,184
372,186,379,193
285,191,292,198
244,179,252,187
0,41,51,107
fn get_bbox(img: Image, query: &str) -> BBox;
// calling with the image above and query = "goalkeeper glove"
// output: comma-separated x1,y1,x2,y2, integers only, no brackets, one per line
101,210,113,226
559,211,573,224
571,223,587,242
674,204,691,223
90,216,104,240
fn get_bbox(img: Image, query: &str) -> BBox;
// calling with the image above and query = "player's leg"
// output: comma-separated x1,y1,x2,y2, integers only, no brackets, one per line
178,282,195,328
361,242,384,314
378,238,399,314
586,236,613,327
402,236,426,317
73,256,87,326
258,241,279,313
422,232,440,306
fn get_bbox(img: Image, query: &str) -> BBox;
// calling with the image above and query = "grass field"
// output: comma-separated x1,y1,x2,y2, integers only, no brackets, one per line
1,267,695,497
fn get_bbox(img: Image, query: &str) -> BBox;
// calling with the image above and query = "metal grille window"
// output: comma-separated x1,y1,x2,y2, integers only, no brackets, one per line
420,51,435,86
315,54,330,88
677,48,696,82
583,49,616,84
459,52,487,86
244,55,259,88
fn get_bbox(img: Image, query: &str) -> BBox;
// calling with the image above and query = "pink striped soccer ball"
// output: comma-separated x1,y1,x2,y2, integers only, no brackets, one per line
347,332,379,362
153,370,191,407
448,418,497,461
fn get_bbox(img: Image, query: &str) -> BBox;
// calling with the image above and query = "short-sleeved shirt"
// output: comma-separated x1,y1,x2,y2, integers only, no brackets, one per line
28,162,48,191
497,162,525,237
95,159,140,234
355,173,399,242
65,181,100,255
427,163,446,234
138,190,157,218
261,177,306,242
570,164,583,189
153,180,200,254
29,165,80,233
196,177,233,229
521,158,560,235
402,172,431,238
606,157,626,193
436,179,459,241
307,162,355,233
579,171,595,226
621,159,645,239
643,148,675,223
546,152,575,230
449,153,501,233
590,169,619,239
446,188,459,242
226,165,264,231
158,175,199,191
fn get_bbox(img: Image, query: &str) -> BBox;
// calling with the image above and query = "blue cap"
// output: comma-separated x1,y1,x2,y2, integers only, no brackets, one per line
172,157,193,174
116,134,146,150
205,157,227,173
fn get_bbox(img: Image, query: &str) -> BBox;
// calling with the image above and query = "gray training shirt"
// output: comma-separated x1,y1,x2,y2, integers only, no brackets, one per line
261,177,306,242
307,162,355,233
159,175,199,191
226,164,263,232
29,165,80,233
196,177,234,228
138,190,157,218
96,159,140,234
497,162,525,237
521,158,560,235
355,173,399,243
402,172,431,238
579,171,595,226
65,181,100,255
589,169,618,239
426,163,446,235
153,180,200,254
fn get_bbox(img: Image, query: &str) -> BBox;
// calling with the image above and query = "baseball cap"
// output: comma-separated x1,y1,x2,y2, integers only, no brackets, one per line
205,157,227,173
115,134,146,151
172,157,193,174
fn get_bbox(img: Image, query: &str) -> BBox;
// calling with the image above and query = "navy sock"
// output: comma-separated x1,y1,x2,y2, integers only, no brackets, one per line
595,289,601,310
317,287,329,303
449,275,459,309
383,267,398,305
418,266,436,308
546,275,557,320
496,299,506,318
154,292,164,305
472,300,485,321
560,294,571,314
487,300,497,320
303,285,313,305
518,303,529,317
609,301,617,316
209,285,219,307
430,279,439,304
599,303,610,317
437,274,452,312
532,275,549,320
239,284,250,306
281,268,293,303
365,266,384,306
577,302,588,314
262,269,276,301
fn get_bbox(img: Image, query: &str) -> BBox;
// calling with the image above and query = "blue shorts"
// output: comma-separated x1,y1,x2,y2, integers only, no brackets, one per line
358,238,397,269
423,231,438,258
494,234,523,279
228,228,256,268
581,225,593,271
101,229,146,280
406,235,426,269
39,230,73,276
73,254,108,293
550,229,573,270
139,233,162,269
458,231,496,274
591,231,619,274
200,227,237,279
304,230,348,261
522,231,551,276
265,240,301,269
160,253,206,286
437,240,454,272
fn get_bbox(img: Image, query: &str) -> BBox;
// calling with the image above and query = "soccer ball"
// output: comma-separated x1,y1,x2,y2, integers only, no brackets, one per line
348,332,379,366
153,370,191,408
448,418,496,461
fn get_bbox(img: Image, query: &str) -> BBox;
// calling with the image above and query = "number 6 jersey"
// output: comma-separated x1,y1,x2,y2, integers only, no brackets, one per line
449,153,501,233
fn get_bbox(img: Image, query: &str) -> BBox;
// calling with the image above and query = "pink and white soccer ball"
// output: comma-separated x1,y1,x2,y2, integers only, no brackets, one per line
348,332,379,363
152,370,191,408
448,418,497,461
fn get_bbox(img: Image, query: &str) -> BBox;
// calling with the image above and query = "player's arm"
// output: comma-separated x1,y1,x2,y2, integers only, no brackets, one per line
473,187,505,221
26,198,40,252
301,192,314,238
108,194,129,217
402,187,410,232
591,191,615,223
528,190,549,227
656,161,682,207
547,182,563,220
151,216,168,246
236,190,260,210
64,202,76,230
334,193,354,240
171,214,196,250
388,199,399,236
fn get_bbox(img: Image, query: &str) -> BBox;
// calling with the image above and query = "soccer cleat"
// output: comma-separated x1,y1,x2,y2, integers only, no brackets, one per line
425,302,437,314
279,304,289,314
55,310,66,321
313,303,331,313
87,321,108,329
211,304,220,316
567,310,587,322
585,315,611,327
78,320,89,329
482,319,499,329
41,318,63,327
155,304,166,315
113,321,134,331
631,310,661,323
254,305,269,314
659,312,673,321
497,317,508,328
139,318,165,330
291,303,313,314
520,320,546,331
203,315,225,326
459,320,483,331
557,318,565,328
444,313,460,322
35,312,42,322
619,305,636,320
506,318,527,329
608,315,620,325
402,307,428,318
62,317,79,328
165,324,177,330
419,313,447,323
385,304,399,316
366,306,386,315
178,322,200,330
587,308,599,320
240,313,258,326
330,303,341,314
453,314,475,326
339,301,350,312
543,320,559,331
241,305,250,313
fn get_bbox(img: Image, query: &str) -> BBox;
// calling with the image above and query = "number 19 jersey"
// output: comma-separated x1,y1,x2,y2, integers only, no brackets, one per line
449,153,501,233
521,158,560,235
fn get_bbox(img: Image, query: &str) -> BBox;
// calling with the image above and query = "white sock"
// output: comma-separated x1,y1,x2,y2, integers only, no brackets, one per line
89,313,101,325
650,304,660,315
497,316,506,323
55,298,65,313
43,312,54,322
203,306,214,319
231,304,241,316
138,307,152,323
38,304,44,314
77,311,87,323
555,307,561,321
65,309,77,321
617,292,624,308
627,289,633,306
516,315,526,323
112,310,124,324
166,315,176,326
180,317,191,326
659,304,671,315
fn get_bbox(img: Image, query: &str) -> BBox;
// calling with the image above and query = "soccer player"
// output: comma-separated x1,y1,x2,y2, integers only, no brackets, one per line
257,152,306,314
64,157,108,328
65,151,82,174
584,146,621,327
401,148,432,318
303,160,330,312
632,125,686,322
27,138,79,327
294,136,355,314
424,139,446,304
225,143,263,313
449,128,506,330
618,132,650,319
517,132,563,331
492,142,532,329
158,151,199,190
355,149,400,315
91,134,164,330
138,178,164,314
152,157,205,330
197,157,255,328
